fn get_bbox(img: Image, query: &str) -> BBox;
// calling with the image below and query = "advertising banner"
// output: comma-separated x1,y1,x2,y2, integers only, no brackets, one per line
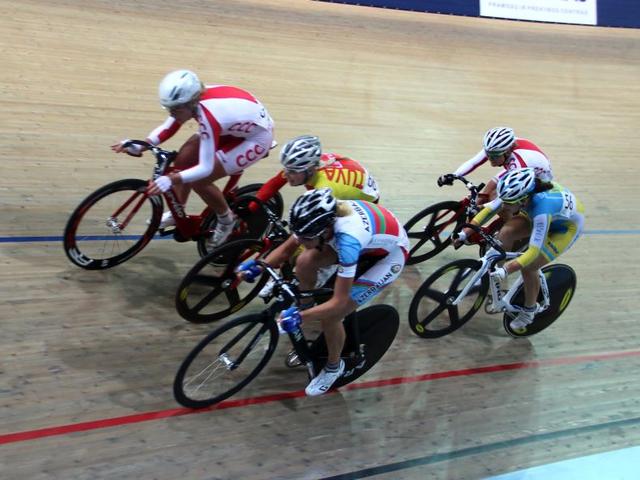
480,0,597,25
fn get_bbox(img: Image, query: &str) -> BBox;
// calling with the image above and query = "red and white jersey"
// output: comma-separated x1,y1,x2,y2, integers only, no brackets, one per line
454,138,553,182
146,85,273,182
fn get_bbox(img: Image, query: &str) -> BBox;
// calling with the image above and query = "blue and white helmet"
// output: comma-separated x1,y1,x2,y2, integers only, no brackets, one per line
497,168,536,203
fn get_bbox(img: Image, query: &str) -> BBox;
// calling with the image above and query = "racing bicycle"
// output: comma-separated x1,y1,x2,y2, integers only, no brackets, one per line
63,140,283,269
408,223,577,338
173,261,399,408
175,200,291,323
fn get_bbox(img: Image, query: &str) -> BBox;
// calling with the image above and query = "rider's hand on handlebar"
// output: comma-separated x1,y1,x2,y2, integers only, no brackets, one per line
437,173,456,187
235,259,263,283
278,306,302,334
452,229,472,248
111,139,145,157
146,176,172,196
490,266,508,281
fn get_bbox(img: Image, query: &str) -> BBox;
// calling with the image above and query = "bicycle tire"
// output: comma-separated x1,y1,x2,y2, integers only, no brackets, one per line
408,259,489,338
174,313,279,408
503,264,577,337
63,179,162,270
176,238,270,323
307,305,399,388
404,200,465,265
196,184,283,257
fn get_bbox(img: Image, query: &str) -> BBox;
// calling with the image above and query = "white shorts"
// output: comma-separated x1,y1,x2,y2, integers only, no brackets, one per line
216,124,274,176
349,247,406,306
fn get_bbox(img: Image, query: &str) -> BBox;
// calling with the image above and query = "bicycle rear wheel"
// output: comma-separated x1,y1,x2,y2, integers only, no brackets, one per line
176,239,270,323
404,201,465,265
503,264,577,337
173,313,279,409
196,184,283,257
307,305,399,388
408,259,489,338
63,179,162,269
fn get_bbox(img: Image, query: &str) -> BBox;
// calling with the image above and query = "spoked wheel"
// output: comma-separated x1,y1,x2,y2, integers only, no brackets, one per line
63,179,162,269
404,201,465,265
408,259,489,338
176,239,270,323
196,184,283,257
173,313,279,409
503,264,577,337
307,305,399,388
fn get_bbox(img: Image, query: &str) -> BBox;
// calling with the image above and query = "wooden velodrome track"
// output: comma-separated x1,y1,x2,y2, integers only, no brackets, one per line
2,0,640,478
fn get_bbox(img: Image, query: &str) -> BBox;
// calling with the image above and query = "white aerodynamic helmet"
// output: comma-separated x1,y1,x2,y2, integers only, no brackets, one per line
497,168,536,203
280,135,322,172
483,127,515,155
158,69,203,108
289,188,337,238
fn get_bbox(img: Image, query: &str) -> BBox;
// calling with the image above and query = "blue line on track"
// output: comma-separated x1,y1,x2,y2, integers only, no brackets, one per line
1,229,638,244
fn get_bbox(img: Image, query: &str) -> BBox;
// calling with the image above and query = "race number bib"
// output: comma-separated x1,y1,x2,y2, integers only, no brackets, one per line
559,191,577,218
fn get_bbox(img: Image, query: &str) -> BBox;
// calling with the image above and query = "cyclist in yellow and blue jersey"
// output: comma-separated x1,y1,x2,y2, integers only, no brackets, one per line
457,168,584,330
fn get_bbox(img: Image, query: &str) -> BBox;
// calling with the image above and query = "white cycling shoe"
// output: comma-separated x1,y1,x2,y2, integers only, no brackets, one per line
305,360,345,397
147,211,176,229
509,306,536,330
258,278,276,299
207,217,237,249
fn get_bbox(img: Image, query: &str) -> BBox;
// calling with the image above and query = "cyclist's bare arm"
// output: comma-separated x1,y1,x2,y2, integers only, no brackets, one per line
263,235,300,268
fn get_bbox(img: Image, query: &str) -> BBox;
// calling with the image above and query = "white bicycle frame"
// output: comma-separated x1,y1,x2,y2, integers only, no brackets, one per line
450,251,551,318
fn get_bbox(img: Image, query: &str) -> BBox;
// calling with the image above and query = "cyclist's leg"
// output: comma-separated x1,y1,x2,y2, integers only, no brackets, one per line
295,244,338,291
172,134,200,205
521,215,584,308
194,127,274,211
496,214,530,250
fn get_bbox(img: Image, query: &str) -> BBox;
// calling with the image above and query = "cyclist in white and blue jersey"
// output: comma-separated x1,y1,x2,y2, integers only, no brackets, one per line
238,188,408,396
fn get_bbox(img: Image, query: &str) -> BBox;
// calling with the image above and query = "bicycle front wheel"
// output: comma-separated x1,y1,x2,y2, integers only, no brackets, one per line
176,239,269,323
63,179,162,269
408,259,489,338
404,200,464,265
173,313,279,409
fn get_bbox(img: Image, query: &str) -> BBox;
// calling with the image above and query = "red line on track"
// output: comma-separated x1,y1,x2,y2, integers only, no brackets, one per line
2,349,639,446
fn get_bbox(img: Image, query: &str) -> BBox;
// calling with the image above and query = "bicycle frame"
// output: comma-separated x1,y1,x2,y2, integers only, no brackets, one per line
121,139,243,240
430,176,502,245
451,223,552,317
221,262,358,380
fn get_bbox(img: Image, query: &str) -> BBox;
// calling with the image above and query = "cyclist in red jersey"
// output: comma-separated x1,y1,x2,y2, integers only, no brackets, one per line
112,69,275,247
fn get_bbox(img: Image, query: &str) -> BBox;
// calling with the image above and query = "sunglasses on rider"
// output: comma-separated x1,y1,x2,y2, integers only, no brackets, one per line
487,151,507,160
502,196,527,205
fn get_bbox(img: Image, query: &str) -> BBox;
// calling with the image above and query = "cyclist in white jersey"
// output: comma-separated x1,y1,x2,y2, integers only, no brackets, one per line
111,69,275,247
439,126,554,243
438,127,553,202
237,188,409,396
